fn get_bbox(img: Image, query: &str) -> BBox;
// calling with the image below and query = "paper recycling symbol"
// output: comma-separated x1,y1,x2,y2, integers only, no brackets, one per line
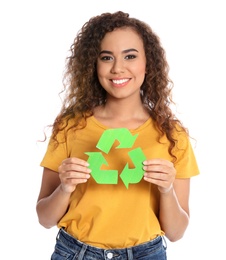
85,128,146,188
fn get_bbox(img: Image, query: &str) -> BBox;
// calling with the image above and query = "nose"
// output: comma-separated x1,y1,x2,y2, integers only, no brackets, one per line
110,59,124,74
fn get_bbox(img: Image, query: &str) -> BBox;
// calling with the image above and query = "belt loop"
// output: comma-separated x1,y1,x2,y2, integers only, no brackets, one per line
162,236,167,250
76,243,88,260
56,228,61,240
127,248,133,260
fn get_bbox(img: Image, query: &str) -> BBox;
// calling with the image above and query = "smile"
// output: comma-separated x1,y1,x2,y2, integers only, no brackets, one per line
112,79,130,85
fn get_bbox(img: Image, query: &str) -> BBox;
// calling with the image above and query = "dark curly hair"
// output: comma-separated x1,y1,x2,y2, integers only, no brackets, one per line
49,11,188,160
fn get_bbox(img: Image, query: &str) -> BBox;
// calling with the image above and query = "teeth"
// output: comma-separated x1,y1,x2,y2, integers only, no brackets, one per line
112,79,129,84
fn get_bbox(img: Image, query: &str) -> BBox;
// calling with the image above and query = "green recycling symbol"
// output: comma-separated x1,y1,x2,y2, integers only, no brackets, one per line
85,128,146,188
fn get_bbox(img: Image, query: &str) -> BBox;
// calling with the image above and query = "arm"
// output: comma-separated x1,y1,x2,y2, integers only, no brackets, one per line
143,159,190,242
158,178,190,241
36,158,91,228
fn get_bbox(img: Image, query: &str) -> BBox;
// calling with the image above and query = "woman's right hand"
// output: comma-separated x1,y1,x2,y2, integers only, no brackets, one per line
58,157,91,193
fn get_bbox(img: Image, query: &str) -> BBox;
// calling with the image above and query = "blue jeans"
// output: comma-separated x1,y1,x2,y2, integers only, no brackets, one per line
51,228,167,260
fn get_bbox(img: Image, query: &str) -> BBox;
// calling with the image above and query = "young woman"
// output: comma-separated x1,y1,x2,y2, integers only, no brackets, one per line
36,11,199,260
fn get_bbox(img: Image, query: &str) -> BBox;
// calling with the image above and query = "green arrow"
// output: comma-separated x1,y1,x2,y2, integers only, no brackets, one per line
96,128,138,154
120,147,146,188
85,152,118,184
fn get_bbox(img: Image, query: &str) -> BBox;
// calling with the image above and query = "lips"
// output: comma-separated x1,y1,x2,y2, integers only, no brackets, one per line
112,79,129,84
111,78,130,87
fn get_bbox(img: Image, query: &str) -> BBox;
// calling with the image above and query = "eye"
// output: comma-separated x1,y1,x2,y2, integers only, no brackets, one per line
100,55,113,61
125,54,136,60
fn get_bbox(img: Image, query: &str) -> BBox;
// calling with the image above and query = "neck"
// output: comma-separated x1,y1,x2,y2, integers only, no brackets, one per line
94,95,150,122
106,96,144,117
93,94,150,129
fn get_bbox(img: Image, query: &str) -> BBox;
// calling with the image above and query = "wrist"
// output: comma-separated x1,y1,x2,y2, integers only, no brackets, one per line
59,184,76,195
158,185,173,194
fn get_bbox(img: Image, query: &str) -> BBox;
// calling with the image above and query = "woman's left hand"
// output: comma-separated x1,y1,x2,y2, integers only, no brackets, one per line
143,159,176,193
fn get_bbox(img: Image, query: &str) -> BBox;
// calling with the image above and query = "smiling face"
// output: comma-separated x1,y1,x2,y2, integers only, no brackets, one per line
97,28,146,101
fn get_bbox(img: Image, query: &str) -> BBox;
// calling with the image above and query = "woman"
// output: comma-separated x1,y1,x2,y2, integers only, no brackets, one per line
36,11,199,260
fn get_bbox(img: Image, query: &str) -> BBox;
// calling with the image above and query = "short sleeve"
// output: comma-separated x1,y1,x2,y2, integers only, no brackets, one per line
174,132,200,178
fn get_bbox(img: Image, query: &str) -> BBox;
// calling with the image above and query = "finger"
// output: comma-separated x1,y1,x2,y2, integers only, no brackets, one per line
143,174,173,191
62,157,89,167
59,172,91,191
63,171,91,180
68,157,90,166
144,171,168,181
59,158,91,174
143,174,167,186
143,158,174,167
64,176,90,184
143,164,172,175
61,164,91,174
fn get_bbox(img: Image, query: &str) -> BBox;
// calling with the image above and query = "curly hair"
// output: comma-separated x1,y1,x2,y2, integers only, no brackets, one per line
50,11,188,160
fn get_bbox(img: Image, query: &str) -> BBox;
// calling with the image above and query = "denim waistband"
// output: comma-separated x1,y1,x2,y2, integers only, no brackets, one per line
56,228,166,260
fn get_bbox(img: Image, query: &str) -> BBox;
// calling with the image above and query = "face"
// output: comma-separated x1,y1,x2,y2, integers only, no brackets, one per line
97,28,146,100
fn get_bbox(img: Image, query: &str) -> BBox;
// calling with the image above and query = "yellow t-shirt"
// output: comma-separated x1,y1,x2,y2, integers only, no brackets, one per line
40,116,199,249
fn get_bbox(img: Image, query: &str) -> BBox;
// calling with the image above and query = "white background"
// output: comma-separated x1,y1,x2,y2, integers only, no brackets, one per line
0,0,225,259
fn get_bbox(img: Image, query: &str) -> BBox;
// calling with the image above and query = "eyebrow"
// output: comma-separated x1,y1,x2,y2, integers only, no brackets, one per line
99,48,139,55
